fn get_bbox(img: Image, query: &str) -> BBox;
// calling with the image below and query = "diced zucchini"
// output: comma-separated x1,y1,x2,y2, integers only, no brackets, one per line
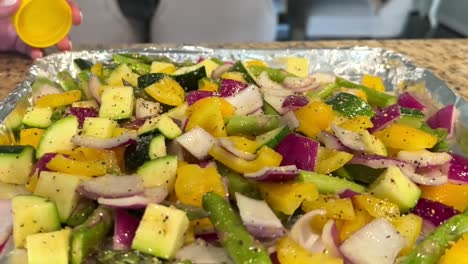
106,63,139,87
34,171,83,222
197,58,221,78
36,116,79,158
22,107,53,128
82,117,117,138
0,145,35,185
228,61,258,84
99,86,134,120
326,92,374,118
298,171,366,194
57,71,79,91
12,195,61,248
132,204,189,259
144,76,185,106
112,54,150,75
137,156,178,190
0,182,30,199
150,61,176,74
26,228,71,264
149,135,167,159
124,133,153,172
138,114,182,139
255,126,290,149
172,65,207,91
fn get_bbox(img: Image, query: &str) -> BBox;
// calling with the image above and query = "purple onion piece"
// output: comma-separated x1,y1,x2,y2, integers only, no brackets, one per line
123,117,151,130
316,131,350,152
194,232,219,244
72,131,138,149
113,209,140,250
411,198,460,226
98,196,149,209
31,153,62,175
79,175,145,200
448,153,468,184
347,154,409,170
275,133,320,171
368,104,401,133
67,107,98,128
281,95,309,111
338,189,360,199
219,79,249,97
244,165,299,182
426,104,458,137
397,92,425,111
186,91,215,105
270,252,280,264
245,224,286,240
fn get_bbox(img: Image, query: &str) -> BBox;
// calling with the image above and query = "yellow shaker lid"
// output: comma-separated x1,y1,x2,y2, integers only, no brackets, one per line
13,0,72,48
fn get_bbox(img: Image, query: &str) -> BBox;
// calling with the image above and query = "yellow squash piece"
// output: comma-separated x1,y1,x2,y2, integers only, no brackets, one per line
35,90,82,108
277,236,343,264
438,233,468,264
175,164,226,207
315,148,353,175
338,115,373,132
220,72,247,83
374,123,438,150
145,76,185,106
91,63,103,78
362,74,386,92
245,60,268,68
259,182,318,215
391,213,423,256
198,78,219,92
150,61,176,74
46,154,107,177
209,145,282,174
294,101,334,138
420,183,468,212
19,128,44,149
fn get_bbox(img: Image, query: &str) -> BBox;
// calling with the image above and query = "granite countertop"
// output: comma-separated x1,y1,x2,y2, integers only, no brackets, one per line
0,39,467,100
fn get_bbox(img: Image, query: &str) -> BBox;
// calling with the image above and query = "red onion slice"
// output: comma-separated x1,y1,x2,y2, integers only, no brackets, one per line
397,150,452,168
258,72,293,97
218,138,257,161
219,79,249,97
398,92,425,111
321,219,342,258
340,218,405,264
448,153,468,184
175,240,233,264
0,200,12,252
426,104,459,137
281,95,309,112
368,104,401,133
348,154,409,169
280,111,300,130
176,127,217,160
331,124,369,152
290,210,327,254
79,174,145,200
338,189,360,199
411,198,459,226
186,91,215,106
235,193,285,240
72,131,138,149
212,64,233,80
88,75,102,103
244,165,299,182
316,131,350,152
282,76,320,93
98,196,149,209
224,85,263,115
67,107,98,128
113,209,140,250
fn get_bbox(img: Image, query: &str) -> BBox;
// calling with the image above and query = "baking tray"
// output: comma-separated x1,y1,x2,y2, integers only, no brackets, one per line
0,45,467,262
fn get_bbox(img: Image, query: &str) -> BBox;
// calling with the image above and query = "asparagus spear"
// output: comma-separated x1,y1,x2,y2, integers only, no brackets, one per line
399,209,468,264
202,192,272,264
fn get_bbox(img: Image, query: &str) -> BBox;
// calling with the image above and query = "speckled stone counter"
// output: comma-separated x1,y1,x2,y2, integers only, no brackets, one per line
1,39,467,100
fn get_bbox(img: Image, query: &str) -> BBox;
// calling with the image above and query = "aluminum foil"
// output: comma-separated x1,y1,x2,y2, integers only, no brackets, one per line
0,46,467,153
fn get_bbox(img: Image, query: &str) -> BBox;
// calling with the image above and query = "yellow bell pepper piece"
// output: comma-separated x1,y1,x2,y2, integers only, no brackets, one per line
220,72,247,83
294,101,334,138
91,63,103,78
25,172,39,193
245,60,268,68
150,61,176,74
315,148,354,175
391,213,423,256
209,145,282,174
283,57,310,78
46,154,107,177
302,195,355,221
228,136,259,154
19,128,45,149
353,194,400,221
338,116,373,132
35,90,82,108
72,147,121,173
362,74,386,92
259,182,318,215
145,76,185,106
374,123,438,150
277,236,343,264
336,203,373,241
420,183,468,212
186,97,233,137
175,164,226,207
198,78,219,92
438,234,468,264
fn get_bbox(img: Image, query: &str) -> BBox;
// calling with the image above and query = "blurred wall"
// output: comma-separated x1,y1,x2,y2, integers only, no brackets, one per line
437,0,468,36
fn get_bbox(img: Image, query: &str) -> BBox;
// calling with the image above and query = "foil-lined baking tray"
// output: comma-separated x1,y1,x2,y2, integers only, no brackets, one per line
0,46,467,156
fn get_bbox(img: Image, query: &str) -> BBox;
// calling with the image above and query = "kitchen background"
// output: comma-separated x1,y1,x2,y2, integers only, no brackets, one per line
69,0,466,46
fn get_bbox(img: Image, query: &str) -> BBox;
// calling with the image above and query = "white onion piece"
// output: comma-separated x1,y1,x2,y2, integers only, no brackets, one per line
176,240,233,264
88,75,102,103
72,131,138,149
176,127,217,160
321,220,342,258
331,124,368,152
248,108,264,116
144,187,169,203
310,73,336,85
263,93,288,115
258,72,294,97
225,85,263,115
235,193,285,239
135,98,161,119
280,111,300,130
340,218,405,264
0,200,12,250
211,64,233,80
218,138,257,161
397,150,452,168
400,166,448,186
98,196,149,209
282,76,320,93
290,210,327,254
79,175,145,200
244,165,299,182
